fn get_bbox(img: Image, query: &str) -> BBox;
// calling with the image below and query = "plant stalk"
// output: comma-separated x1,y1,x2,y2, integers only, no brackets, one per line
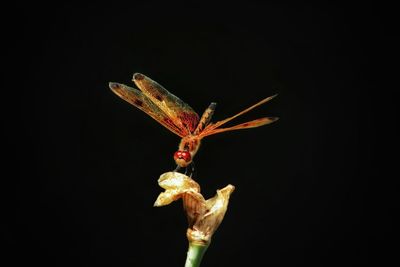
184,242,209,267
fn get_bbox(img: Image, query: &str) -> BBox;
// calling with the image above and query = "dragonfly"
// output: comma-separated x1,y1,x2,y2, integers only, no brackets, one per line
109,73,278,173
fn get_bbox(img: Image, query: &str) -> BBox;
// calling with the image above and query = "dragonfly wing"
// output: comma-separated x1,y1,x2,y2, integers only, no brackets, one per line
200,117,278,137
198,94,278,138
132,73,199,135
109,82,186,137
206,94,278,132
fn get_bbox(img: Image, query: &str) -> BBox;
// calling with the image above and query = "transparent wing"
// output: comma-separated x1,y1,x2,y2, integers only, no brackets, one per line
199,95,278,138
200,117,278,137
109,82,186,137
132,73,200,135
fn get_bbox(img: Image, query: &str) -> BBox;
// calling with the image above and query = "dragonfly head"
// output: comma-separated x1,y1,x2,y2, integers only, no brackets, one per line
174,150,192,167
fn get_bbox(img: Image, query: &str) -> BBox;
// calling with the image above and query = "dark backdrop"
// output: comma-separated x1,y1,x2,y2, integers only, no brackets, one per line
4,3,395,266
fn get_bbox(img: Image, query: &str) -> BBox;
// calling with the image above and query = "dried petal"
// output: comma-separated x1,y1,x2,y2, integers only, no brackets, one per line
158,172,200,192
154,172,200,207
182,191,207,228
188,185,235,244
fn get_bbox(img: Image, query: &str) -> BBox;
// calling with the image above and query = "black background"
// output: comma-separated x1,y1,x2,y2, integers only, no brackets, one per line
4,3,396,266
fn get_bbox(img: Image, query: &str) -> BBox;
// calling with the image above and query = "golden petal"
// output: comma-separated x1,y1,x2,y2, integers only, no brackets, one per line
154,172,201,207
158,172,200,192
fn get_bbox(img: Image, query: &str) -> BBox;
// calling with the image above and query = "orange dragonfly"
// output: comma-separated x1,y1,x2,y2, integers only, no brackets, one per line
109,73,278,172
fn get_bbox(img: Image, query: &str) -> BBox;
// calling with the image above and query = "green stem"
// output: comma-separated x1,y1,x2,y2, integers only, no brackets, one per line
184,242,209,267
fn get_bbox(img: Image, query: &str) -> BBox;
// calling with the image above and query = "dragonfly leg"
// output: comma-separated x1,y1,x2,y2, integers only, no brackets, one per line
174,165,182,172
185,161,196,178
174,162,195,177
191,161,196,177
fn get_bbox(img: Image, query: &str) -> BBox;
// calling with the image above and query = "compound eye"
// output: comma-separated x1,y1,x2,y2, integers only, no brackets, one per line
174,151,192,162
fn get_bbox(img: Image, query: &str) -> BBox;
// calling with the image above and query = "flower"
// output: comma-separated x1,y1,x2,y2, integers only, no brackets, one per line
154,172,235,246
